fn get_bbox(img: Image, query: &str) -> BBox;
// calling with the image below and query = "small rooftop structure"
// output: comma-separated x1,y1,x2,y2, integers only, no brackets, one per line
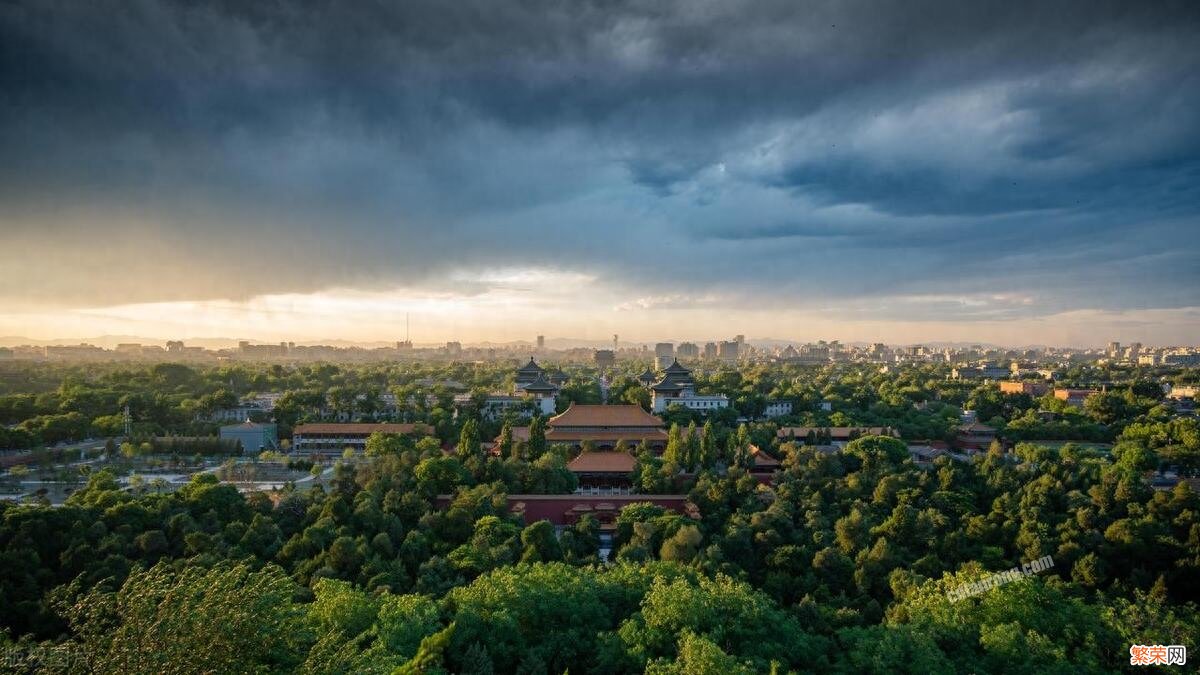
777,426,899,442
549,403,665,429
650,359,696,393
521,374,559,393
515,357,547,389
749,445,781,471
567,451,637,474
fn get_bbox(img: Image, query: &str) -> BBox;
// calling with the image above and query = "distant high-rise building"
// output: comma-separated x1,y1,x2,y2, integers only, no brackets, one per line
1107,341,1121,358
537,335,545,350
703,342,718,359
654,342,675,370
718,341,739,362
594,349,615,368
677,342,699,359
445,341,462,355
238,341,288,357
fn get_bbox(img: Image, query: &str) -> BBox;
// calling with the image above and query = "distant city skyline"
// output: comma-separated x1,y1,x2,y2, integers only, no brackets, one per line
2,2,1198,345
1,317,1196,353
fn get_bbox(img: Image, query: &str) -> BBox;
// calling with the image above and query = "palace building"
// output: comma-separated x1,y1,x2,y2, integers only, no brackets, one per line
507,403,668,450
455,357,559,419
515,357,552,391
500,402,786,494
648,359,729,413
566,450,638,490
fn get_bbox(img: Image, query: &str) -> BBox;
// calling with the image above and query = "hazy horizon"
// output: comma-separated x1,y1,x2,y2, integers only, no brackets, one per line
2,1,1198,346
0,323,1191,352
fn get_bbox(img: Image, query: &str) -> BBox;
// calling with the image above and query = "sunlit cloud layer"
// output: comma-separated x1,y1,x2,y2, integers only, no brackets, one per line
0,1,1197,344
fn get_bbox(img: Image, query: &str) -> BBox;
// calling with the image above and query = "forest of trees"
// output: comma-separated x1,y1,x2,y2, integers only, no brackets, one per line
2,432,1198,672
1,359,1199,672
1,359,1194,451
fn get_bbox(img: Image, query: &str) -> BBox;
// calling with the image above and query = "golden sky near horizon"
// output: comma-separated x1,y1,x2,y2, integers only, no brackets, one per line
2,269,1196,347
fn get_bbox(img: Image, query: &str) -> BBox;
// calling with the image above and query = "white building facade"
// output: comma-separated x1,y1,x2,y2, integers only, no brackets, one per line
649,359,729,413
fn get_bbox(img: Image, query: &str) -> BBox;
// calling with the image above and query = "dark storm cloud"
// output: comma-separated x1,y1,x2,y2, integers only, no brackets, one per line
0,0,1198,319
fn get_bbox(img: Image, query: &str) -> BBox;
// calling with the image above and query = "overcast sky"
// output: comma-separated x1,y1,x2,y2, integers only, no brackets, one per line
1,0,1198,346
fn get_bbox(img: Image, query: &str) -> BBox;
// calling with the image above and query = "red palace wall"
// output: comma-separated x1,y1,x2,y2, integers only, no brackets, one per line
435,493,694,526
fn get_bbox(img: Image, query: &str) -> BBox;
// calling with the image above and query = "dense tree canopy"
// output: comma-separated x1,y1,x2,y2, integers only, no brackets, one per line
0,358,1197,672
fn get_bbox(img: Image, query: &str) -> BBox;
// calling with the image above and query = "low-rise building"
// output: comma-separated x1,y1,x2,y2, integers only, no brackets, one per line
219,420,278,454
999,381,1051,397
1054,388,1099,408
455,393,543,420
1163,352,1200,367
1168,385,1199,400
238,341,289,358
908,444,949,467
762,400,794,418
209,405,269,423
246,392,284,410
953,365,1009,380
292,422,433,455
777,426,899,447
956,422,997,452
1168,397,1196,417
